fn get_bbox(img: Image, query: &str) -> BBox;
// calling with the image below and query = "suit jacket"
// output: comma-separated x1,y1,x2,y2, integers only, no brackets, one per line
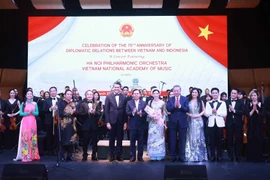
204,100,227,127
166,95,189,128
225,99,245,128
126,99,147,130
42,97,62,125
105,93,126,124
0,98,7,116
77,99,101,131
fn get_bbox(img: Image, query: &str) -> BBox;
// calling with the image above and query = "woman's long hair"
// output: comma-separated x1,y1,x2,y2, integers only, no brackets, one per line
22,90,33,112
188,88,203,113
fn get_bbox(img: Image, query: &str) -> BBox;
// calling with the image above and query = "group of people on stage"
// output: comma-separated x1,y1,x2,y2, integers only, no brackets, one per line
0,82,270,163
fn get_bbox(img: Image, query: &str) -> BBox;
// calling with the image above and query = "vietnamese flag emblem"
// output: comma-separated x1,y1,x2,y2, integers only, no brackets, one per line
177,16,227,68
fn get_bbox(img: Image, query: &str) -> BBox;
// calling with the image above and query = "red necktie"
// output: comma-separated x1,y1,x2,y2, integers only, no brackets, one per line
175,96,179,108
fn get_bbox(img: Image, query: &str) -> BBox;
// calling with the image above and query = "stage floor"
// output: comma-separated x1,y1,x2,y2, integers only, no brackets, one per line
0,148,270,180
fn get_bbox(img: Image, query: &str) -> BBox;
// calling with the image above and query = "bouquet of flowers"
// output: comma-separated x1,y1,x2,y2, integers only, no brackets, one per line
144,105,167,128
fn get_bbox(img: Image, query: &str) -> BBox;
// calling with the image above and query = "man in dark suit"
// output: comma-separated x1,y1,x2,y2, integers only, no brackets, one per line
122,86,132,140
225,88,245,162
105,82,127,162
126,89,147,162
78,90,101,161
0,90,7,154
166,85,189,162
42,86,62,156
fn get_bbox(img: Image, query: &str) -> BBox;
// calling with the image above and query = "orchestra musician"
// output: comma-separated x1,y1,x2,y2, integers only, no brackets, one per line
0,90,7,154
225,88,245,162
58,89,77,161
42,86,61,156
4,89,20,149
78,90,102,161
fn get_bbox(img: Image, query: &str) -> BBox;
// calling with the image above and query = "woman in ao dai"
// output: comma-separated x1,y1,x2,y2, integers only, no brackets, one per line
146,89,167,161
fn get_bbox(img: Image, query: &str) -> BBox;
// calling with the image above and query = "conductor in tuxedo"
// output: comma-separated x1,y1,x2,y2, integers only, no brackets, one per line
126,89,147,162
166,85,189,162
42,86,62,155
105,82,127,162
225,88,245,162
204,87,227,162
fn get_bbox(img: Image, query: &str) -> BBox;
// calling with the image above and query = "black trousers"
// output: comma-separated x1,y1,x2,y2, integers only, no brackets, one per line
76,119,83,144
129,129,145,159
3,128,18,149
82,129,98,157
0,132,3,148
267,120,270,155
44,124,58,153
60,144,73,158
226,123,243,158
209,123,223,158
109,121,123,157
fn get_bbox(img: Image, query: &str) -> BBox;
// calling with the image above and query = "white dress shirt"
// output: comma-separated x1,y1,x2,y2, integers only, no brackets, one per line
115,94,119,107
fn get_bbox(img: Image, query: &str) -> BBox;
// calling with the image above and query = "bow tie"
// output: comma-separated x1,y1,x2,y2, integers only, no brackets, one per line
231,100,236,102
115,94,120,96
213,100,218,103
52,98,56,100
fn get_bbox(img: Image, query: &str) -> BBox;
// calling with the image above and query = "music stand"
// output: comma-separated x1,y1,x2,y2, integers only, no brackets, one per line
48,105,74,172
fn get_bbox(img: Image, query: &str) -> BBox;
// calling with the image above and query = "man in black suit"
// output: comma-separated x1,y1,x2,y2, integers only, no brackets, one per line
225,88,245,162
122,86,132,140
42,86,62,156
78,90,101,161
126,89,147,162
105,82,127,162
0,90,7,154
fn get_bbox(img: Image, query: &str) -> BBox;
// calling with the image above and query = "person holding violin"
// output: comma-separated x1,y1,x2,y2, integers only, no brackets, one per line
78,90,102,161
13,89,40,162
0,89,7,154
58,89,78,161
4,89,20,149
42,86,61,156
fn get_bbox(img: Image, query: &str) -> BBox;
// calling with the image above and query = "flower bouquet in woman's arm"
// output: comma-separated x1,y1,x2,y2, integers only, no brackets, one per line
144,105,166,128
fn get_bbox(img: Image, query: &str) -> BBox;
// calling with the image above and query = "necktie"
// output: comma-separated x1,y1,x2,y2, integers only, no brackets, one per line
175,97,179,108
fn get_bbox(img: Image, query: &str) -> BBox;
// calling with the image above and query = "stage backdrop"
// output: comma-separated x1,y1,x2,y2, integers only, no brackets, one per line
28,16,228,99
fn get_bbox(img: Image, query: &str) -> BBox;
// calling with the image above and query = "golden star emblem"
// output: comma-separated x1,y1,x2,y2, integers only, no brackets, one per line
198,25,213,40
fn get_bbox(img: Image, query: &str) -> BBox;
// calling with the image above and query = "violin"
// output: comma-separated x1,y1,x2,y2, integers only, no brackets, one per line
98,120,105,127
54,111,58,126
9,116,17,130
53,101,59,126
0,115,6,132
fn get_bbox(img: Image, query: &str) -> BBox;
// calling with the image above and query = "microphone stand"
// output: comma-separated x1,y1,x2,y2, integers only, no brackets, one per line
160,81,166,98
48,101,74,172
